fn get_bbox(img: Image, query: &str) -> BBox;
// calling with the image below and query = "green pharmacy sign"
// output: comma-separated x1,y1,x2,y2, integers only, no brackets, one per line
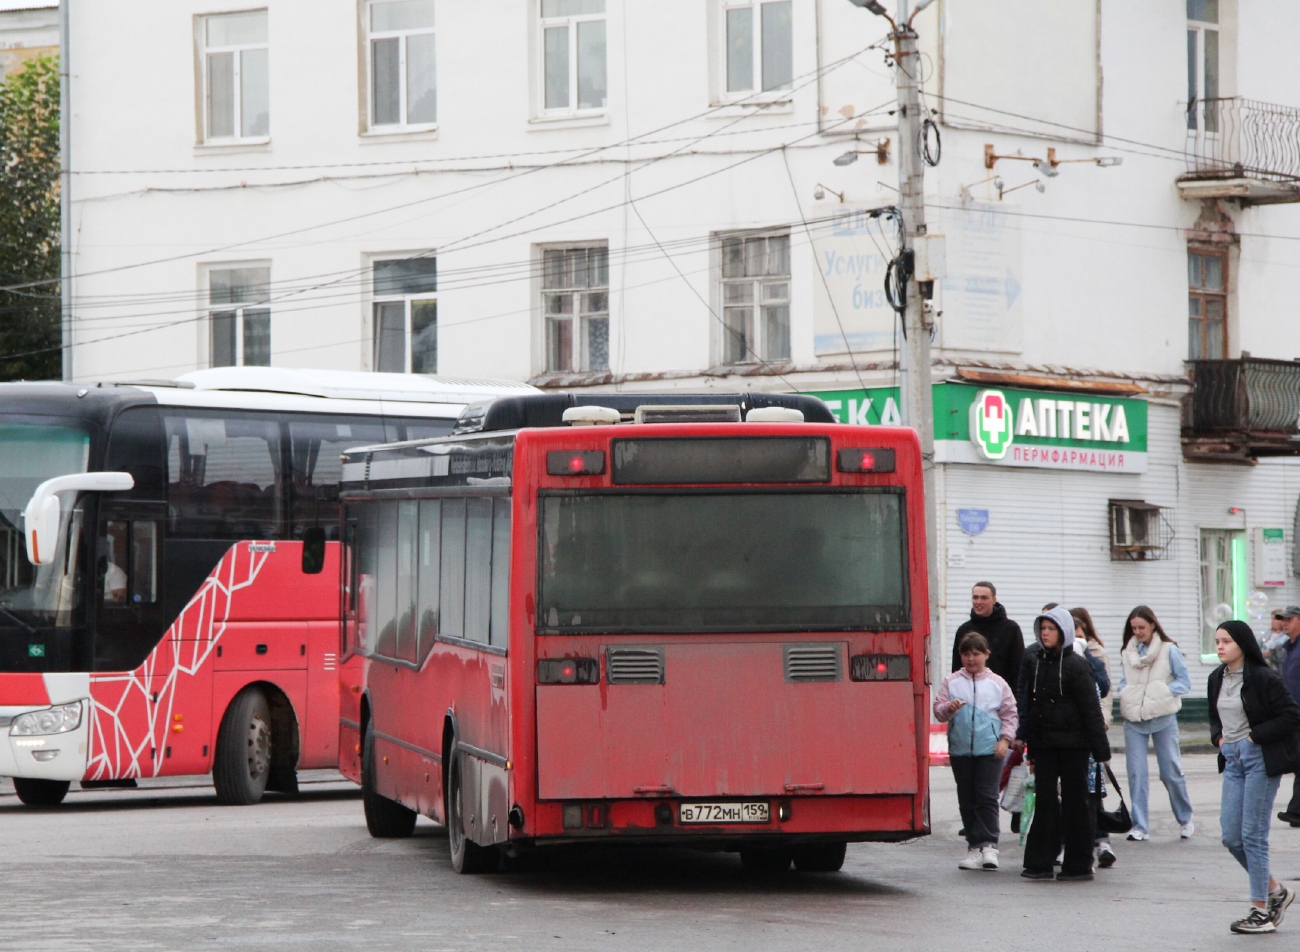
801,382,1148,474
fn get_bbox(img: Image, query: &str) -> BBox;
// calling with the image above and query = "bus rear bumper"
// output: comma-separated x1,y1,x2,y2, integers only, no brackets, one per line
522,794,928,846
0,703,91,783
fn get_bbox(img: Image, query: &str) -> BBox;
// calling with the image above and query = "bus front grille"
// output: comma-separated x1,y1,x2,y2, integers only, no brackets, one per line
783,643,843,682
605,646,665,684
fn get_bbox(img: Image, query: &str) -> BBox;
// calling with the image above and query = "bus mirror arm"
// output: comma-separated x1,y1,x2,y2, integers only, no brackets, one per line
23,472,135,565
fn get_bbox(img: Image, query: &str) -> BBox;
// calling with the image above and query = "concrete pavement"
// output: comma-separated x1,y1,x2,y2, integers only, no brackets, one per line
1,755,1298,951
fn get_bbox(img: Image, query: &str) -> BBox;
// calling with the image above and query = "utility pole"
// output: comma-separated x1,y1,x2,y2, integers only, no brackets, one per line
850,0,941,692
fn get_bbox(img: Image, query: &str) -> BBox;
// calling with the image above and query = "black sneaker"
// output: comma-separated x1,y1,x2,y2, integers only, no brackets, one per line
1056,871,1095,882
1020,869,1054,881
1231,908,1277,934
1269,884,1296,926
1278,812,1300,827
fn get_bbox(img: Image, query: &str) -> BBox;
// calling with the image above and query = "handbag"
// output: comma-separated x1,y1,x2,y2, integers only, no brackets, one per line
1096,763,1132,834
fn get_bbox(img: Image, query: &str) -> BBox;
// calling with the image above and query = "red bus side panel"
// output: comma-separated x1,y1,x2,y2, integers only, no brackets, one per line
536,642,917,800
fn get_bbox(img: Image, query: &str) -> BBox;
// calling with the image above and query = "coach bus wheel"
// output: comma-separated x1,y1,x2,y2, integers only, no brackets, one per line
739,848,793,874
361,722,416,838
213,688,272,806
447,747,499,874
791,842,847,873
12,778,70,806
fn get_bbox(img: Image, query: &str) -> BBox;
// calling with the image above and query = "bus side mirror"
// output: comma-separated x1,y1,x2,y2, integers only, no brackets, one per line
24,472,134,565
301,527,326,575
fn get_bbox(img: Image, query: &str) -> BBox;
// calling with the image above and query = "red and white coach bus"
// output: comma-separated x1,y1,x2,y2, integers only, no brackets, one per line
0,368,535,807
338,392,930,873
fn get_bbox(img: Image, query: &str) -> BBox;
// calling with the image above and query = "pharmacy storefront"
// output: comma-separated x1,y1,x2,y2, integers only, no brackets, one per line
804,381,1300,697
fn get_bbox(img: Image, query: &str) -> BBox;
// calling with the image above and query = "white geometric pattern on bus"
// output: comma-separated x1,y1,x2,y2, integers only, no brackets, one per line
84,543,270,780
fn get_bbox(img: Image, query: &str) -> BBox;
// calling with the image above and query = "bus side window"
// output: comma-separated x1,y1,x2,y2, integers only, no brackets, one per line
103,521,128,604
489,497,511,650
464,498,492,644
102,520,158,606
395,500,418,664
439,499,466,640
342,517,357,654
356,504,378,651
288,418,386,539
416,499,441,662
164,413,283,539
131,521,158,604
374,502,399,659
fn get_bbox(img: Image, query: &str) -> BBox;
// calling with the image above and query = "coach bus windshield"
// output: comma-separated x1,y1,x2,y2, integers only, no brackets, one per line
538,490,909,633
0,422,91,624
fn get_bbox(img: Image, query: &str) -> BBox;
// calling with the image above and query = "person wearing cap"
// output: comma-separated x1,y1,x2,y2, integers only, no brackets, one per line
1276,606,1300,827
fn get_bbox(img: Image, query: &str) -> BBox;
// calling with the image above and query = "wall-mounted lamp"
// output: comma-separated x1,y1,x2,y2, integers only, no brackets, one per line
813,183,845,202
997,178,1046,201
986,144,1124,175
833,138,890,167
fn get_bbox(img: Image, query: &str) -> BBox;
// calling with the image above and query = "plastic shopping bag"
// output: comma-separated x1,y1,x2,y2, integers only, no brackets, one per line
1001,763,1029,813
1019,776,1036,847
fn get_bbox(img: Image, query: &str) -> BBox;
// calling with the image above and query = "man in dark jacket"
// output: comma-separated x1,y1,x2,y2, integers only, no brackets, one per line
1275,606,1300,826
951,581,1025,685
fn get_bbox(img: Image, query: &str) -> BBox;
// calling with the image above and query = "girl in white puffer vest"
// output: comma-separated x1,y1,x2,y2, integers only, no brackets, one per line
1118,605,1195,841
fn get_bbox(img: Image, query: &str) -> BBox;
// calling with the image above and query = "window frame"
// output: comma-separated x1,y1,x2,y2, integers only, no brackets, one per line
1186,2,1220,134
370,254,438,374
539,242,610,374
715,230,792,366
205,263,272,368
536,0,608,118
365,0,438,134
716,0,794,105
1188,245,1228,361
198,9,271,145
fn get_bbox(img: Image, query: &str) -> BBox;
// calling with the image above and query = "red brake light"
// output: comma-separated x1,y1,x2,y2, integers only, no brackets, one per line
850,653,911,681
537,658,600,684
547,450,606,476
837,447,896,474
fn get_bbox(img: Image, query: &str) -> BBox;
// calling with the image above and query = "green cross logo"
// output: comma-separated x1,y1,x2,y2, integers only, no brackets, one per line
969,390,1015,460
28,644,45,657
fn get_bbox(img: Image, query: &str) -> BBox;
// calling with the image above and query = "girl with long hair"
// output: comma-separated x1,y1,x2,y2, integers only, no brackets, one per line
1117,605,1194,841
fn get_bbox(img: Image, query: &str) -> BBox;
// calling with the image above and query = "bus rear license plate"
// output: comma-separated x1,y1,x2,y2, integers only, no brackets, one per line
679,802,770,824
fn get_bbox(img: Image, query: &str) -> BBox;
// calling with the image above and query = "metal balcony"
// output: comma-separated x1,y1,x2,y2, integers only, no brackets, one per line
1183,357,1300,462
1179,98,1300,205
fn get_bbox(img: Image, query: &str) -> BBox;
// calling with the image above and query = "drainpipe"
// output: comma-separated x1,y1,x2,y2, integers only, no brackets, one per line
59,0,72,381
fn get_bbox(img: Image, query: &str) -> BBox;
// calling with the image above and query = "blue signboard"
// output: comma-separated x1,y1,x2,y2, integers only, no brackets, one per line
957,508,989,536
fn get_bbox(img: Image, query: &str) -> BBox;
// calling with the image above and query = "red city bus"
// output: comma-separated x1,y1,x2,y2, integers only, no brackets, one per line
338,392,930,872
0,368,536,807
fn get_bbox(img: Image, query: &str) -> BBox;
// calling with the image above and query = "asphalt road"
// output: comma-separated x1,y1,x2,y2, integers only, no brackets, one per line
2,754,1298,952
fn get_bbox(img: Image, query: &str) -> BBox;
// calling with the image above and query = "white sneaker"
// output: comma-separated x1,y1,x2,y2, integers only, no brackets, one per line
1126,829,1149,841
1180,820,1196,839
980,846,999,870
958,848,984,870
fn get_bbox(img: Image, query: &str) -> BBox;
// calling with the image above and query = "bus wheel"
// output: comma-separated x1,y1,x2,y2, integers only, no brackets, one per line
792,842,847,873
739,848,792,874
213,688,272,806
362,722,416,838
12,778,70,806
447,747,498,874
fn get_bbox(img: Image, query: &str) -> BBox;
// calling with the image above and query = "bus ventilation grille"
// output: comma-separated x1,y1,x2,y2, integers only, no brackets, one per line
783,644,843,682
605,646,665,684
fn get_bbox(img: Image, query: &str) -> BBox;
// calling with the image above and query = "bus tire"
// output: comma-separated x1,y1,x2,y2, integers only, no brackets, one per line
739,848,792,874
447,746,498,874
792,841,847,872
12,778,70,806
362,721,416,838
213,687,273,806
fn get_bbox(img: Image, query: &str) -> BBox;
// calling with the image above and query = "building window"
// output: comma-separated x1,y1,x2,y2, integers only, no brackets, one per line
1189,248,1227,359
1187,0,1219,132
1109,500,1174,561
719,232,790,364
543,246,608,373
209,266,271,367
201,9,269,141
1200,527,1245,654
539,0,606,114
373,257,437,374
723,0,792,97
368,0,437,129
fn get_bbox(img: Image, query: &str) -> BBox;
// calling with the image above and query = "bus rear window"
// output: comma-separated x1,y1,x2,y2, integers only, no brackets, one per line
537,490,909,633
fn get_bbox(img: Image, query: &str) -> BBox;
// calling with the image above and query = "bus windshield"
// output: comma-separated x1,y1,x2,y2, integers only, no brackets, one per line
0,421,91,623
538,490,909,633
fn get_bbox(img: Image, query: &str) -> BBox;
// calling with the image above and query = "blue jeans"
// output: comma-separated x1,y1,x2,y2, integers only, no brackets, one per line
1124,721,1194,832
1220,739,1282,902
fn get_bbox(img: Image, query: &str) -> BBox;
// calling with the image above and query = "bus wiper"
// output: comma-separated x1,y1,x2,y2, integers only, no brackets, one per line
0,602,37,636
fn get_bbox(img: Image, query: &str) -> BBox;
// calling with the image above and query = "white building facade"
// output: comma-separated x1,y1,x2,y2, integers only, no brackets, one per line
65,0,1300,702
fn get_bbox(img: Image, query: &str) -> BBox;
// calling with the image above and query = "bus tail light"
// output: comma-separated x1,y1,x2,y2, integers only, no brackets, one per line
837,448,896,474
850,653,911,681
546,450,605,476
537,658,599,684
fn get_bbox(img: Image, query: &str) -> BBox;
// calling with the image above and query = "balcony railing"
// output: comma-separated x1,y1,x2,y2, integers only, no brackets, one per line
1184,357,1300,461
1181,98,1300,204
